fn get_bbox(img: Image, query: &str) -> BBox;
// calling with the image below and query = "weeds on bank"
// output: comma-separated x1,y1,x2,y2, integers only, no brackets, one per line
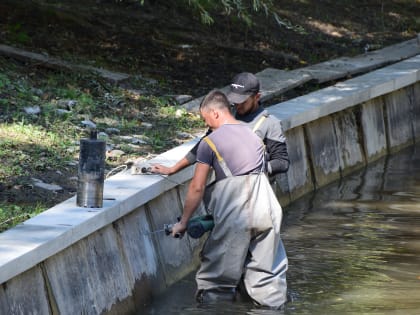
0,123,74,178
0,203,44,233
0,56,204,231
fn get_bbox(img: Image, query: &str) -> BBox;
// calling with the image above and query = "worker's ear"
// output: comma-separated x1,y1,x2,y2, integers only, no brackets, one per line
211,108,220,119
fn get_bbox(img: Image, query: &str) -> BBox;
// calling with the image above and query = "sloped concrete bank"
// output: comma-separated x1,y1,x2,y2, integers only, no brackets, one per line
0,54,419,314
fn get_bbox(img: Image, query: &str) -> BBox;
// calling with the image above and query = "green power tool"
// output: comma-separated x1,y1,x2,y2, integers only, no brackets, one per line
164,214,214,239
186,214,214,238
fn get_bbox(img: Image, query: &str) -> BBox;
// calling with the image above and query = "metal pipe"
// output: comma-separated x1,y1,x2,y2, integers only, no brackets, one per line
76,130,106,208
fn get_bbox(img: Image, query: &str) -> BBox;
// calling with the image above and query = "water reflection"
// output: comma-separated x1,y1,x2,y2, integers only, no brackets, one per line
143,144,420,315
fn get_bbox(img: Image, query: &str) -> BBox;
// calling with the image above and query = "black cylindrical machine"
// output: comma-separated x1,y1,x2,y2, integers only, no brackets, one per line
76,130,106,208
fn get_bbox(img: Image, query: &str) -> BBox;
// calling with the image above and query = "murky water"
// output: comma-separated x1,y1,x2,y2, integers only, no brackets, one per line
143,144,420,315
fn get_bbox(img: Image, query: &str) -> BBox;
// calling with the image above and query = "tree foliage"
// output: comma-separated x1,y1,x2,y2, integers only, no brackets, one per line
185,0,274,25
116,0,274,26
111,0,279,27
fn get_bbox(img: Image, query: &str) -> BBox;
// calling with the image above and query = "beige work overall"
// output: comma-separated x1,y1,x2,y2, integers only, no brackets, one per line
196,137,288,308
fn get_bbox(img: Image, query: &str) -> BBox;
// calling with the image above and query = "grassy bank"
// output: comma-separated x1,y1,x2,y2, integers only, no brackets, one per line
0,55,204,231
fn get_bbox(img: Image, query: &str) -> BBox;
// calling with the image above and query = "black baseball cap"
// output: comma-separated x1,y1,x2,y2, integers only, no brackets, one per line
226,72,260,104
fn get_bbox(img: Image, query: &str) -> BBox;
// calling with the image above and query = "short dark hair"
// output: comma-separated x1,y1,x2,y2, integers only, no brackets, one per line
199,89,230,112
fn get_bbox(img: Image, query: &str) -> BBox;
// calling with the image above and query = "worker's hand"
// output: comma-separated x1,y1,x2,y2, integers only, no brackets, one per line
150,163,173,175
171,221,187,238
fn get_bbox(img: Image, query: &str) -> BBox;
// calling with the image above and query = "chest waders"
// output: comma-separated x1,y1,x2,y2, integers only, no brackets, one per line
195,137,288,308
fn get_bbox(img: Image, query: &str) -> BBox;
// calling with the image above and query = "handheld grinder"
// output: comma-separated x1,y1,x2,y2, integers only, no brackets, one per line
165,214,214,239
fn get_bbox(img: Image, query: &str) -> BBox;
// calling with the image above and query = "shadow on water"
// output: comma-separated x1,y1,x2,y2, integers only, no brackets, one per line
143,143,420,315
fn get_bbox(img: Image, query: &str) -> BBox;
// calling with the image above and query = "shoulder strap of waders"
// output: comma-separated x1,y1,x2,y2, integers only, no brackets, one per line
252,114,267,133
203,136,233,177
252,114,269,173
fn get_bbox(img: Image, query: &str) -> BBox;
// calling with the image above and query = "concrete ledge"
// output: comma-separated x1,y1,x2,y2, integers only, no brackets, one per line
278,126,313,201
183,36,420,112
268,55,420,131
360,98,388,163
302,37,420,83
333,110,365,176
305,116,342,188
384,88,415,152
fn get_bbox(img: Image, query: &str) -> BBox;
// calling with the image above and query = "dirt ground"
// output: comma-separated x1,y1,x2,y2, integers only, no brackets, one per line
2,0,418,94
0,0,419,209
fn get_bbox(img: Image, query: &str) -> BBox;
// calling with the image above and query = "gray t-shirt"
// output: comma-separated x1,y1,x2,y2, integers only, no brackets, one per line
196,123,264,181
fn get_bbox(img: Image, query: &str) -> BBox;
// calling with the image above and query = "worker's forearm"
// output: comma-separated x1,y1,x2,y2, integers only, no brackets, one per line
151,157,192,175
179,163,209,225
170,157,191,174
180,185,205,225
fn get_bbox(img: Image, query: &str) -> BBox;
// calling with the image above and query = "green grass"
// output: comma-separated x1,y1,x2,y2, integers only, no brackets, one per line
0,56,205,231
0,203,45,233
0,123,74,178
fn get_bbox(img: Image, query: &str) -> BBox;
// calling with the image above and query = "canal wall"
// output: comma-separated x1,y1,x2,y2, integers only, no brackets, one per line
0,54,419,314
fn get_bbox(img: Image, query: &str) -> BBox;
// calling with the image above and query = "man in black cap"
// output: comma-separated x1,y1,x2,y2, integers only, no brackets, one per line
151,72,289,179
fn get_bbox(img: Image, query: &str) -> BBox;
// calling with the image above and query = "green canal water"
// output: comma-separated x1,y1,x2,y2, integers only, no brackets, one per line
143,143,420,315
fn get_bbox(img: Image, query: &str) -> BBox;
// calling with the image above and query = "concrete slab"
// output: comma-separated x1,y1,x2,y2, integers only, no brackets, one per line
268,99,323,131
44,225,132,315
384,89,415,152
257,68,312,102
305,116,341,188
360,98,388,163
146,189,195,287
303,37,420,83
333,110,366,175
0,285,9,314
268,54,420,131
182,36,420,113
183,68,312,112
2,266,50,315
114,206,167,295
283,126,314,201
0,224,69,284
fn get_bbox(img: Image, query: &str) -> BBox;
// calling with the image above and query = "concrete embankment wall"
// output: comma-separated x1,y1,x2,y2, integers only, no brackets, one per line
0,55,419,314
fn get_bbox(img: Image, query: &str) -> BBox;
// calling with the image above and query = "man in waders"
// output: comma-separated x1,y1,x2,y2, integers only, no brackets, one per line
170,90,288,309
151,72,289,180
